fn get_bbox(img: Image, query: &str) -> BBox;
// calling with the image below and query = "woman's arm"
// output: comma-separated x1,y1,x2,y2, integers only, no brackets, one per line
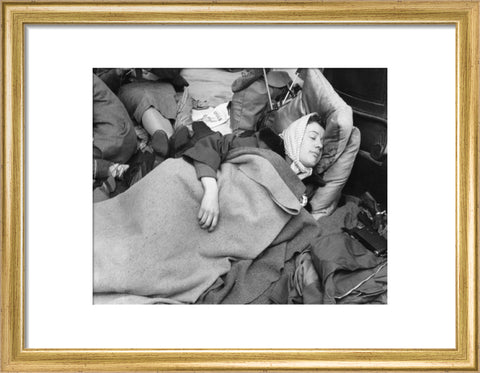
184,132,236,179
198,176,219,232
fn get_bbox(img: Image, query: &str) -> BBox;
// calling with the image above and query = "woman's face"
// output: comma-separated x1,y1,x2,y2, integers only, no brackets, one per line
299,122,325,168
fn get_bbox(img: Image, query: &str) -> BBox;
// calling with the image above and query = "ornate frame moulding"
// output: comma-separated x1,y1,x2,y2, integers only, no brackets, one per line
1,1,478,371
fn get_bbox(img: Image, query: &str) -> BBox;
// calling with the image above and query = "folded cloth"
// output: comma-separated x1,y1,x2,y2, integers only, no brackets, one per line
309,232,387,304
197,208,319,304
117,81,178,124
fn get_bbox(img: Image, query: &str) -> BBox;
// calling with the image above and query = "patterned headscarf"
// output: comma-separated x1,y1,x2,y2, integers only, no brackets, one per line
280,113,317,180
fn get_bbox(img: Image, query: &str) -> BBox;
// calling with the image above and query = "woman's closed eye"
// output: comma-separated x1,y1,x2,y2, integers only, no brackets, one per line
308,134,323,147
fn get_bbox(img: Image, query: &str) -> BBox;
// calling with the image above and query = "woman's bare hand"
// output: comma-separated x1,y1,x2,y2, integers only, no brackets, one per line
198,177,219,232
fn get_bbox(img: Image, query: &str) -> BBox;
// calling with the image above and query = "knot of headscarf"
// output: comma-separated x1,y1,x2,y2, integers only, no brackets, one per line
280,113,316,180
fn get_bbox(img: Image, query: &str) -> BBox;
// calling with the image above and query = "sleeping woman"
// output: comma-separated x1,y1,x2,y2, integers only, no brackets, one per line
181,113,326,232
93,113,327,304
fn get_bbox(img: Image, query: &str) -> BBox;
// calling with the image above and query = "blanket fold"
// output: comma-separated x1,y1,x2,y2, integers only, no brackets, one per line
197,209,319,304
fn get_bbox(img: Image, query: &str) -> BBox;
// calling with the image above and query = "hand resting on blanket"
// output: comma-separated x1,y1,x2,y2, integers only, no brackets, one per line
198,176,219,232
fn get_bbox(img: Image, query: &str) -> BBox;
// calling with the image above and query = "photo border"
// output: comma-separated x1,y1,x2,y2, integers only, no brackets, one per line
2,1,478,371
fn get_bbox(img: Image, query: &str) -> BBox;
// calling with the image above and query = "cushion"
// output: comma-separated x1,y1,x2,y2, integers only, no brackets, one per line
264,69,353,175
300,68,353,174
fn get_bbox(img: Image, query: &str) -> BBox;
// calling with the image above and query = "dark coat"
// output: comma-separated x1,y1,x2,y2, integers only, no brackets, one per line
182,124,284,179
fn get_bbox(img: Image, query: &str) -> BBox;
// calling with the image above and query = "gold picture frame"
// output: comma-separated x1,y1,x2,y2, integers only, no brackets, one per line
2,1,478,371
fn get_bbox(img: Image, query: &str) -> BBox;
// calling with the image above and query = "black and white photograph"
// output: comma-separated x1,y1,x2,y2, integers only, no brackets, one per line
92,67,387,305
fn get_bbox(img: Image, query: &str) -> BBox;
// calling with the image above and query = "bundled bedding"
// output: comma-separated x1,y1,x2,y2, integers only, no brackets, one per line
93,148,319,304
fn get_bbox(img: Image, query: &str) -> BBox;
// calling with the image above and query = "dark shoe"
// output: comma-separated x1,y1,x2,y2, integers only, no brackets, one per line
151,130,170,157
171,75,189,91
169,126,191,158
149,68,189,91
231,68,265,93
123,150,156,186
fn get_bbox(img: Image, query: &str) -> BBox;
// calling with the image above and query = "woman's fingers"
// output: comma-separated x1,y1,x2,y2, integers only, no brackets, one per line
198,208,205,221
198,209,207,224
202,213,213,229
198,208,211,229
208,215,218,232
198,210,219,231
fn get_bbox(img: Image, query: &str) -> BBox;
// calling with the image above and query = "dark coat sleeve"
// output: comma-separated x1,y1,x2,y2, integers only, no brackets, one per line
183,132,237,179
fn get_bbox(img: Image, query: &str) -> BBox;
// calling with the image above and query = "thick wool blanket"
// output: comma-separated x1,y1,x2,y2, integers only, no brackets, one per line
197,207,320,304
93,149,308,304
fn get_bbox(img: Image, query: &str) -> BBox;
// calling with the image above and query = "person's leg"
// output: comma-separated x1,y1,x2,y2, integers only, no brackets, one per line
140,88,194,136
141,107,174,137
139,107,172,159
309,127,361,219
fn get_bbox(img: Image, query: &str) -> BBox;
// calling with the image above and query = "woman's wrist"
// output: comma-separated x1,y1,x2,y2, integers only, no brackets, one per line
200,176,218,192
